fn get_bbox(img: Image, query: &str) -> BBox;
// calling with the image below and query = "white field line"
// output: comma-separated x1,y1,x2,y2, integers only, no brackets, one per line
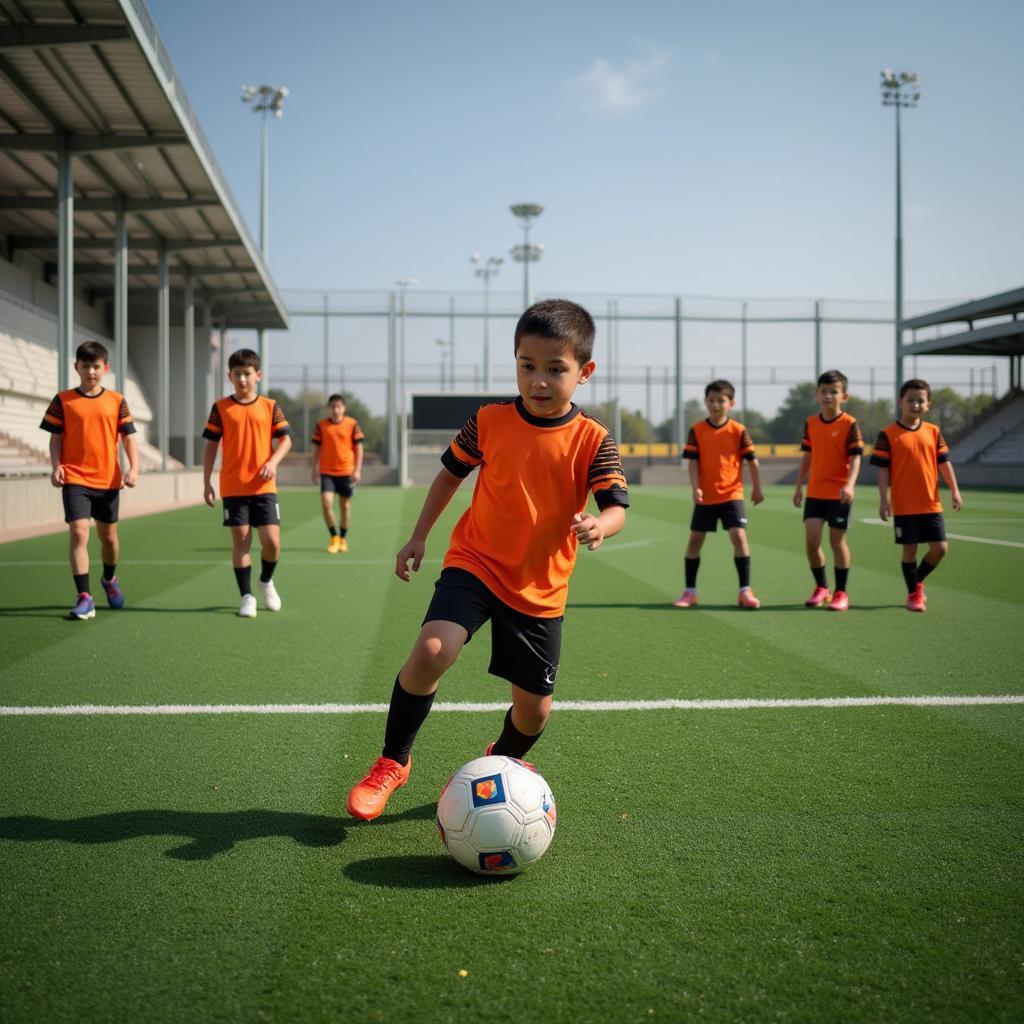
860,518,1024,549
1,695,1022,717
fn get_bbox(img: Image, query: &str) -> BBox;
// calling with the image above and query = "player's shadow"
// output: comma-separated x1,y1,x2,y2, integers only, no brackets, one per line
0,808,346,861
344,854,517,890
0,604,76,618
0,605,238,618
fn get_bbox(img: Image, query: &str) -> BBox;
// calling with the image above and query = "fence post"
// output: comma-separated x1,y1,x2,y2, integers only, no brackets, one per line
814,299,822,381
387,293,396,468
741,300,748,417
645,365,653,466
674,297,683,457
322,292,329,395
302,363,310,453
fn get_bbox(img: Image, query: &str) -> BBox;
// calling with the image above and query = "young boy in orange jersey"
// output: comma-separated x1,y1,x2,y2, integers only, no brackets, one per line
311,393,364,553
346,299,629,821
202,348,292,618
673,379,764,609
792,369,864,611
871,378,962,612
40,340,139,620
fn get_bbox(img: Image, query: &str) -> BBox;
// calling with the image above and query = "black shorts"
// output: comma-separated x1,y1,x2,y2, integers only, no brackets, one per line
893,513,946,545
690,500,747,533
62,485,119,524
222,494,281,528
423,568,562,696
320,474,355,497
803,498,853,530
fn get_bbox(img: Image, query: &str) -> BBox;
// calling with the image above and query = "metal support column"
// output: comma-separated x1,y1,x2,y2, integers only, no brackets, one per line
184,275,195,468
894,100,904,410
302,363,310,453
258,327,268,394
322,292,329,396
114,200,128,396
57,137,74,391
741,300,748,416
387,292,397,468
813,299,822,381
157,247,170,471
673,297,683,456
448,296,456,392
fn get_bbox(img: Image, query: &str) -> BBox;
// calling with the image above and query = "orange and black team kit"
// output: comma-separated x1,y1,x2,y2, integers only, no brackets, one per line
801,412,864,528
312,415,364,496
203,395,290,526
40,387,136,523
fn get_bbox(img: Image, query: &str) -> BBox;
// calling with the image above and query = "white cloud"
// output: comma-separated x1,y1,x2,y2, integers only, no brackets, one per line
568,51,666,114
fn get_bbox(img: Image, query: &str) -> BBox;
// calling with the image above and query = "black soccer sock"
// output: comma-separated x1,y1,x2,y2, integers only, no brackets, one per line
340,527,348,538
382,676,436,766
901,561,917,593
102,562,116,582
73,572,90,595
835,567,849,593
490,707,544,760
329,525,339,537
259,559,277,583
684,557,700,589
917,558,938,584
734,556,751,589
811,564,828,588
234,566,252,596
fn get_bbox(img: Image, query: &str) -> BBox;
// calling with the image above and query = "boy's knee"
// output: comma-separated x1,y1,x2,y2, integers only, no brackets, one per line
411,634,458,675
931,542,948,560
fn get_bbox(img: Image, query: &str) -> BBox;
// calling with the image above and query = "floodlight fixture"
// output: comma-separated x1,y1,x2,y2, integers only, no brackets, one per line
508,203,544,309
471,254,503,390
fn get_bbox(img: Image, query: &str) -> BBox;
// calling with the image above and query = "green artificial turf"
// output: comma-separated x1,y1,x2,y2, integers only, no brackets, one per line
1,485,1022,1023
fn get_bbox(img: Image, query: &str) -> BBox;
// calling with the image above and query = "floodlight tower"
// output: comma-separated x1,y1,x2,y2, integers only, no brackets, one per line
509,203,545,310
470,253,503,390
881,69,920,407
241,83,288,392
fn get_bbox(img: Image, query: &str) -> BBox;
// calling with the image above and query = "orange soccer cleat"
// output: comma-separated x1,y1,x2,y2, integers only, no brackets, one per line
737,587,761,610
338,537,348,552
346,756,411,820
827,590,849,612
672,588,699,608
906,584,926,613
805,585,832,608
327,536,342,554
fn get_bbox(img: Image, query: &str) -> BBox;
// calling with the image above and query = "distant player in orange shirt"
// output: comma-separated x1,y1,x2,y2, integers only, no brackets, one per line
347,299,629,821
202,348,292,618
792,370,863,612
871,379,962,612
311,393,364,553
673,380,764,610
40,340,139,620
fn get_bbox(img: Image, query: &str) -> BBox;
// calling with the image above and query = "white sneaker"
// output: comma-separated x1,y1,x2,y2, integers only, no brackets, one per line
259,579,282,611
238,593,257,618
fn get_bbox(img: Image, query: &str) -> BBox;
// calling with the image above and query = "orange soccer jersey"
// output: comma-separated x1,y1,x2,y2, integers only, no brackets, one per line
683,419,756,503
40,387,135,488
312,416,364,475
801,412,864,500
870,420,950,515
440,397,629,618
202,395,290,498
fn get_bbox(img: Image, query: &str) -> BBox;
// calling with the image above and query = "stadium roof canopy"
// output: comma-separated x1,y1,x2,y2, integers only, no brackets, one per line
0,0,287,331
902,287,1024,358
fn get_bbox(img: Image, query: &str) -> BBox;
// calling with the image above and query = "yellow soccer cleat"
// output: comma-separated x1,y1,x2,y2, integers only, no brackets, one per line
327,536,342,554
338,537,348,552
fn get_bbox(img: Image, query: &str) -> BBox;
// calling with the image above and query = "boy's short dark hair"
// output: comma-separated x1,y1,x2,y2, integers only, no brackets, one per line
818,369,849,390
899,378,931,398
228,348,261,371
327,394,345,404
705,379,735,400
514,299,595,365
76,340,109,364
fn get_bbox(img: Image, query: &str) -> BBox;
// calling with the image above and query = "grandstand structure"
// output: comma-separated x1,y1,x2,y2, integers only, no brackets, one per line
903,287,1024,485
0,0,286,533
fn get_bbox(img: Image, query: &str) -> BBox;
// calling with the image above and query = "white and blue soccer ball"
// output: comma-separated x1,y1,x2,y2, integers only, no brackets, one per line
436,755,557,876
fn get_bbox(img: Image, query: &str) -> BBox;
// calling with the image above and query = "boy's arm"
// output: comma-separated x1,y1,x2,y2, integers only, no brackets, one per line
121,433,139,487
353,441,364,482
747,457,764,505
876,466,891,521
939,460,963,510
259,433,292,480
793,452,811,507
571,504,626,552
310,444,320,485
396,467,463,580
839,453,861,504
202,439,219,506
49,433,65,487
687,457,702,504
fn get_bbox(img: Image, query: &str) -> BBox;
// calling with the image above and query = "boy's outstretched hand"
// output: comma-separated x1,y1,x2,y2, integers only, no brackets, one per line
396,538,425,581
571,512,605,551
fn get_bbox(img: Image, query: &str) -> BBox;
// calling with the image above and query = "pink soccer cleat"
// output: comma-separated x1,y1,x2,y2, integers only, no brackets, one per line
737,587,760,609
673,588,699,608
805,585,831,608
827,590,849,612
906,584,926,613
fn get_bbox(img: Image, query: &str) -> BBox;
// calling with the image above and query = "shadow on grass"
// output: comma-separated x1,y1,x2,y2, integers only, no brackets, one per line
0,605,238,618
568,601,892,612
0,808,347,860
344,854,517,890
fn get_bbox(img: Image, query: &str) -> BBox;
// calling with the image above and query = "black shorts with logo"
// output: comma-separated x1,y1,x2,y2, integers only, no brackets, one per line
690,499,747,533
803,497,853,530
222,494,281,528
423,567,562,696
893,513,945,545
62,485,119,524
320,474,355,497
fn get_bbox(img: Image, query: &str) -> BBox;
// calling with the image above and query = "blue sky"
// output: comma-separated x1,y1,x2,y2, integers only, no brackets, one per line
149,0,1023,413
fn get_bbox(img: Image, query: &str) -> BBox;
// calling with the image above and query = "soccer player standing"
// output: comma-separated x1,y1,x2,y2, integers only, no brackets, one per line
311,393,364,553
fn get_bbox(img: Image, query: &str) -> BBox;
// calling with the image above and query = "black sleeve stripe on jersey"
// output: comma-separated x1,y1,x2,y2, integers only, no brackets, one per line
207,403,222,429
120,422,137,436
273,425,291,438
441,446,474,478
40,418,62,434
201,427,220,441
872,430,891,453
682,449,699,460
742,451,756,461
453,413,482,461
937,452,950,464
594,485,630,510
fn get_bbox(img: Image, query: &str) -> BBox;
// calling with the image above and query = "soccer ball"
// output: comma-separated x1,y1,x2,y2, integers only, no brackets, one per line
436,755,557,875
